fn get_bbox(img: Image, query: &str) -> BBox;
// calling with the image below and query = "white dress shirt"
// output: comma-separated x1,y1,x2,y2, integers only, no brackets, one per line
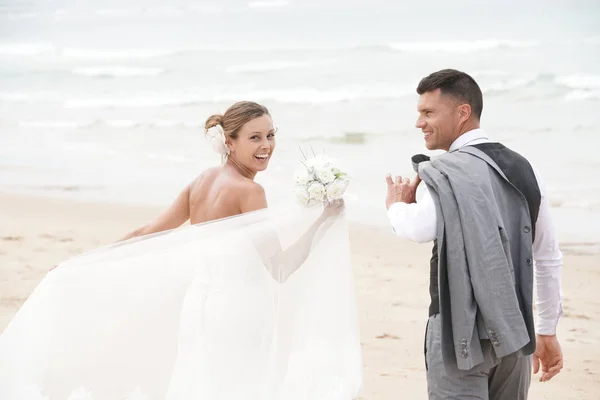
388,129,564,335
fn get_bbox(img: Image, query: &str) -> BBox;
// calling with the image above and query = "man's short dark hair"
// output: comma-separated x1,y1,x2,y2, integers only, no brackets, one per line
417,69,483,120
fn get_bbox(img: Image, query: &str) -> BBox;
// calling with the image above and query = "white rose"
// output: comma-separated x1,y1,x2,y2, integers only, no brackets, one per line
326,178,349,202
205,125,229,156
316,167,335,184
307,181,326,203
294,167,312,186
295,186,310,205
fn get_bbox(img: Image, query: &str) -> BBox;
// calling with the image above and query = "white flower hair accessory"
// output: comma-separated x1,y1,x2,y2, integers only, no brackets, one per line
205,124,230,158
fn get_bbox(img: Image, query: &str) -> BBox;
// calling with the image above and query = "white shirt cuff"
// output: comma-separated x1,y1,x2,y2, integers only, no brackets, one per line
536,316,560,336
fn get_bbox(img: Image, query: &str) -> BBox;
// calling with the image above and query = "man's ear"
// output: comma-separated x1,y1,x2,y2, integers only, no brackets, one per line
458,103,472,123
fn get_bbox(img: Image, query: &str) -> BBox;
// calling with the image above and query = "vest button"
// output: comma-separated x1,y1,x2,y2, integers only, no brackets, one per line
526,258,532,266
524,226,531,233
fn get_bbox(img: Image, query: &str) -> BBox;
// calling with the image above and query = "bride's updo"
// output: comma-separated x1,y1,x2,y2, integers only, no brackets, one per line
205,101,270,140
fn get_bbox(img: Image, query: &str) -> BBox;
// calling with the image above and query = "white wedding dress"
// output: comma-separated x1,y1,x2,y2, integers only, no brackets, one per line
0,206,362,400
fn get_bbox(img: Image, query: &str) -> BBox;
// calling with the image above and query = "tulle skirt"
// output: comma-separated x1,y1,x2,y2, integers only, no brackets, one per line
0,206,362,399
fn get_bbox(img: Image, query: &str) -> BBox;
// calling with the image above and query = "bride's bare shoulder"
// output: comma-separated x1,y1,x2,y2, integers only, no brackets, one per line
234,180,267,212
233,178,265,197
190,168,264,199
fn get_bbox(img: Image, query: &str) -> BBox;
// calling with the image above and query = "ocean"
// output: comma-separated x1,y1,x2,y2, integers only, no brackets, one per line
1,0,599,243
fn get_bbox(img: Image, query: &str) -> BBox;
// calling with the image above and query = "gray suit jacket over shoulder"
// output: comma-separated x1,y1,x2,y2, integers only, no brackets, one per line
414,146,535,375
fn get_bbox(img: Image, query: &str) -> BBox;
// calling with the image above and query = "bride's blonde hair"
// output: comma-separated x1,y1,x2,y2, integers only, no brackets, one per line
205,101,270,140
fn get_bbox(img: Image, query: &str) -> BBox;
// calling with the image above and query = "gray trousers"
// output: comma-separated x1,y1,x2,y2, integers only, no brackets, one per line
425,314,532,400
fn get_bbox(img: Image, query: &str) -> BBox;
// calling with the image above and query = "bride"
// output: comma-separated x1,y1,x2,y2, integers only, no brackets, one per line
0,101,363,399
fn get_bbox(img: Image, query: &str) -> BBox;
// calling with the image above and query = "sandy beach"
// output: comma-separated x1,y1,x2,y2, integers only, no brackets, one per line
1,191,598,399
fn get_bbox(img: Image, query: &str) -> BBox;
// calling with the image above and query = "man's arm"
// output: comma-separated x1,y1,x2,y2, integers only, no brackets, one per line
530,167,564,382
386,182,437,243
531,169,564,335
532,197,564,335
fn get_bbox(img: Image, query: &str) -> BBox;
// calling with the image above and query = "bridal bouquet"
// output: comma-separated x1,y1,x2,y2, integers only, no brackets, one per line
294,149,350,207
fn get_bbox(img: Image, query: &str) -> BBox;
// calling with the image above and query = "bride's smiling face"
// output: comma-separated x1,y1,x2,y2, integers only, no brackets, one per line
227,114,276,173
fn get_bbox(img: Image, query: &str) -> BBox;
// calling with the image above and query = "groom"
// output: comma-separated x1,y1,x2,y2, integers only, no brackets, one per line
385,69,564,399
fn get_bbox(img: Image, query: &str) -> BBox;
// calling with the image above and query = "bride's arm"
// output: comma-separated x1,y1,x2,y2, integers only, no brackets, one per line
260,206,341,283
118,181,193,242
241,185,343,283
